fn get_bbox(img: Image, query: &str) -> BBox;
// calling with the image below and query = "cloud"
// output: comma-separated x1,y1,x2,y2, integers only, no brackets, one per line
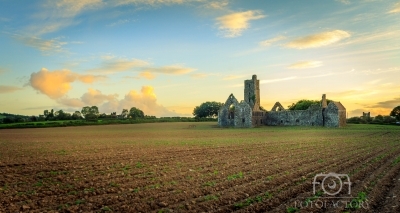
336,0,350,4
52,0,102,16
286,30,351,49
81,88,118,105
0,85,23,94
259,36,286,46
288,61,323,69
142,65,196,75
57,88,117,107
12,35,67,53
57,97,85,108
370,97,400,108
349,108,392,117
57,86,182,117
88,57,150,74
205,0,228,10
139,71,156,79
388,2,400,13
100,86,181,117
216,10,265,37
115,0,190,6
29,68,106,99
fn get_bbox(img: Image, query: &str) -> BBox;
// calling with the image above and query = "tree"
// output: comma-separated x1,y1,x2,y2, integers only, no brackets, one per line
383,115,396,124
129,107,144,119
81,106,99,119
287,99,333,110
99,113,107,118
193,101,223,118
54,110,66,120
121,109,128,119
44,109,55,120
71,111,82,120
371,115,384,124
390,106,400,120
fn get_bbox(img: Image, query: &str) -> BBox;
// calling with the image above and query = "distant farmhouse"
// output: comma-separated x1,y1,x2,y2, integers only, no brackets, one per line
218,75,346,128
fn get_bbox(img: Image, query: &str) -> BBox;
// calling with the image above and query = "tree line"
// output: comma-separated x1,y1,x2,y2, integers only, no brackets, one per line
1,106,149,123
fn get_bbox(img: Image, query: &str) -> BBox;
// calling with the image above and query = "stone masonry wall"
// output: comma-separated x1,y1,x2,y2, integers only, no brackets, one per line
264,104,323,126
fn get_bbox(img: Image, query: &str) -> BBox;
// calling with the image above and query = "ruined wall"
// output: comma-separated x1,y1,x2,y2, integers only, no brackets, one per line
218,94,252,128
237,101,252,128
252,110,266,127
244,75,260,110
324,102,346,128
264,104,323,126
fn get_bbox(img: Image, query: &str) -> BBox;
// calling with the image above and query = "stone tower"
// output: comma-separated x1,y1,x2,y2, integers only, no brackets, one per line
244,75,260,110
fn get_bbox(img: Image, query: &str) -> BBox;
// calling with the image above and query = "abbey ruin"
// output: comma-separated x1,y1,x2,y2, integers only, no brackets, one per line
218,75,346,128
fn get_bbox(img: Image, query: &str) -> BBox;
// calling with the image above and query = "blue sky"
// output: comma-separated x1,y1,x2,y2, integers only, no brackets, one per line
0,0,399,117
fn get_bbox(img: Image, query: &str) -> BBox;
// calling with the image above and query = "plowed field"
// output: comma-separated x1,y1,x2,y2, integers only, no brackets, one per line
0,122,399,212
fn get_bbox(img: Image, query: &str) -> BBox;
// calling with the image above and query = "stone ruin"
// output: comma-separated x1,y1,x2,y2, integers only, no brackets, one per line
218,75,346,128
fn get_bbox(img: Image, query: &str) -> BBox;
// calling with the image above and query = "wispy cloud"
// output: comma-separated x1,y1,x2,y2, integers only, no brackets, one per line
388,2,400,13
205,0,229,10
88,57,150,74
216,10,265,38
287,61,323,69
115,0,191,6
12,34,67,54
336,0,350,4
286,30,351,49
29,68,106,99
142,65,196,75
259,36,286,47
27,0,102,35
0,85,23,94
51,0,102,17
370,97,400,108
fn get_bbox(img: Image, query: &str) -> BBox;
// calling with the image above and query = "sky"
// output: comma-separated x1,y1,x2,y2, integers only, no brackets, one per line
0,0,399,118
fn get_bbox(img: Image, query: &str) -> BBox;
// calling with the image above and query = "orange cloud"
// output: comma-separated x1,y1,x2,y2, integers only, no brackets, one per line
216,10,265,37
286,30,350,49
139,71,155,79
57,86,181,117
81,88,118,105
29,68,105,99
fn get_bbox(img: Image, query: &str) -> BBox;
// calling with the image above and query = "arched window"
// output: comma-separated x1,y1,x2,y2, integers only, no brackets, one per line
228,104,235,119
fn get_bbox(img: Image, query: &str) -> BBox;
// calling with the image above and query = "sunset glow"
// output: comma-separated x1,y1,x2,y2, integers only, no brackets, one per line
0,0,399,117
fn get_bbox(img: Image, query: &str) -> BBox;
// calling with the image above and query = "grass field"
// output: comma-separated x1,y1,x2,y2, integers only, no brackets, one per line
0,122,399,212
